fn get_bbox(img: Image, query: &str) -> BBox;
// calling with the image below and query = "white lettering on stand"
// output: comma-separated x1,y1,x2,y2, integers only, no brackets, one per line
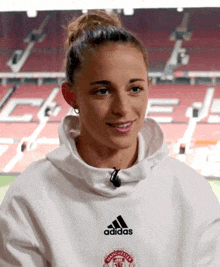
0,99,43,122
146,98,179,123
208,99,220,123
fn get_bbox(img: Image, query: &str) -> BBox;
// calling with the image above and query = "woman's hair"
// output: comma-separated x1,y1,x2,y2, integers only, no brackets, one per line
65,10,148,87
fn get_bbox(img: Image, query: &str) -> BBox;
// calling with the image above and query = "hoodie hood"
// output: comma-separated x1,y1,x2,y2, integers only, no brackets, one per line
46,115,168,197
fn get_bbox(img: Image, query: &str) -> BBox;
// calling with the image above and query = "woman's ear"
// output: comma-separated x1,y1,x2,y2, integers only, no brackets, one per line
146,77,151,93
147,77,151,89
61,82,77,108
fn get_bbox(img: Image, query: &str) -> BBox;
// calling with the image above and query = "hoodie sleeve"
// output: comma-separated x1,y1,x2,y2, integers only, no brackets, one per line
188,178,220,266
0,191,48,267
169,158,220,266
194,218,220,266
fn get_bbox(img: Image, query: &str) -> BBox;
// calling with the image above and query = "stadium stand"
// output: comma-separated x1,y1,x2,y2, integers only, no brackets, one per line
37,122,60,139
4,85,55,122
9,143,59,173
0,12,52,72
0,53,11,72
0,144,18,172
148,84,212,122
0,8,219,179
193,124,220,142
0,83,219,174
0,122,37,140
0,85,12,99
20,51,65,72
51,87,73,121
176,50,220,71
182,29,220,48
176,29,220,72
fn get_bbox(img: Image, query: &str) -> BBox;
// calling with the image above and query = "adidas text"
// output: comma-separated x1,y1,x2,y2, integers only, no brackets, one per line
104,229,133,235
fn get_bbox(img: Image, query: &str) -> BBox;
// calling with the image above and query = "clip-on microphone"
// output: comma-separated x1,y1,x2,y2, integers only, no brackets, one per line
110,167,121,187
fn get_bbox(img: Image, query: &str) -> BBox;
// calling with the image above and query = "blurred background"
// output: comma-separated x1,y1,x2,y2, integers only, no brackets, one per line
0,0,220,202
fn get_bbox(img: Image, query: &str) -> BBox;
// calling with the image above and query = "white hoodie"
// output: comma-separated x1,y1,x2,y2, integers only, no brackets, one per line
0,115,220,267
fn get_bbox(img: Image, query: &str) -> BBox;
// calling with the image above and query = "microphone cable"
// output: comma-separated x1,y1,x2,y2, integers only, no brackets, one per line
110,167,121,187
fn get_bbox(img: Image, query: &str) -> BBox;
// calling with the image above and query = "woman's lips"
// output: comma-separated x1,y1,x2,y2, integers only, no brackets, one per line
106,121,133,134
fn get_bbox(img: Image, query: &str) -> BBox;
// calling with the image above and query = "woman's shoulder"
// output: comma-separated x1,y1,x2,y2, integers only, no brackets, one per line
161,156,220,214
0,151,62,207
161,155,205,180
155,155,216,198
163,156,216,194
12,144,67,186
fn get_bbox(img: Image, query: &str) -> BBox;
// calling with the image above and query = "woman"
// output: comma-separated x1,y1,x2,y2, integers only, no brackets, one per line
0,10,220,267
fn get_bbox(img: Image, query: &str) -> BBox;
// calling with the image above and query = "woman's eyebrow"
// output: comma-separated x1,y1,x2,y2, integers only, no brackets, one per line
90,78,145,85
90,80,110,85
129,78,145,83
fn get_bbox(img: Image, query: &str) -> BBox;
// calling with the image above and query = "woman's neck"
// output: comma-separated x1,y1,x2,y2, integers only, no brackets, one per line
75,135,138,169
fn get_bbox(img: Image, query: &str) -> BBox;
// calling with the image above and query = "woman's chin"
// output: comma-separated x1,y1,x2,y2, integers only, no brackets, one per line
107,136,138,151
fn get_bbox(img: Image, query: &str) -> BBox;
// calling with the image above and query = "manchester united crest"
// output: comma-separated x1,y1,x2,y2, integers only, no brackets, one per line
103,249,135,267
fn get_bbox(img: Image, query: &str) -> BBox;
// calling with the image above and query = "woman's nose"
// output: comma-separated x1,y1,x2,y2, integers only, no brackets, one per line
111,92,129,116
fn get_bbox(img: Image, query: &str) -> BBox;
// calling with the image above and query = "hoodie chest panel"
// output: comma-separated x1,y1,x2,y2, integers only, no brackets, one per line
38,177,186,266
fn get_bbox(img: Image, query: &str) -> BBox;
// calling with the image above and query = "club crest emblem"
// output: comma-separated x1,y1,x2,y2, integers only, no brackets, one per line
103,249,135,267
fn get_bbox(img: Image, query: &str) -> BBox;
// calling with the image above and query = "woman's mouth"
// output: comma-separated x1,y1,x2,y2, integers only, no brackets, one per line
106,121,133,134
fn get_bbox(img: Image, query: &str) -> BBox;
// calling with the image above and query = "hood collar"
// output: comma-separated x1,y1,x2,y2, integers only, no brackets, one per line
46,116,168,197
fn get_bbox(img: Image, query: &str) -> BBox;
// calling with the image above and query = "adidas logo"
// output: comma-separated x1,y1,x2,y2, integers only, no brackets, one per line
104,215,133,235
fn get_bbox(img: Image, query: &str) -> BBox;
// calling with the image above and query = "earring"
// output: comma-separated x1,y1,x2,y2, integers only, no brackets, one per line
74,108,80,114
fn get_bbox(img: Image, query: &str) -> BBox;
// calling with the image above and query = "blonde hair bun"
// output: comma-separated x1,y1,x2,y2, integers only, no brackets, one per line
66,10,122,48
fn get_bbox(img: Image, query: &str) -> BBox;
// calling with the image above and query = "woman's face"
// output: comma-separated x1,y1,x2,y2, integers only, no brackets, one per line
66,43,150,151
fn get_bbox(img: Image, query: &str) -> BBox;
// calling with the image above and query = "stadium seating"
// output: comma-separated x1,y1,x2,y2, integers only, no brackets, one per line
0,85,12,99
0,122,37,140
183,29,220,48
7,85,55,121
0,53,12,72
51,87,72,121
176,29,220,71
193,124,220,142
176,51,220,71
20,51,65,72
1,83,219,173
1,84,72,122
9,143,59,173
148,84,211,122
38,123,60,139
0,9,220,177
0,144,18,172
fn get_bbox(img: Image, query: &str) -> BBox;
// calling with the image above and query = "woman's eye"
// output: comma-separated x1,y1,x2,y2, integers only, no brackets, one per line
130,86,143,93
94,88,109,95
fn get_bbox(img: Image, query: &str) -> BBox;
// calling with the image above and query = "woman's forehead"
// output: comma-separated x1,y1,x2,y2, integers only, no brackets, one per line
81,43,147,74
